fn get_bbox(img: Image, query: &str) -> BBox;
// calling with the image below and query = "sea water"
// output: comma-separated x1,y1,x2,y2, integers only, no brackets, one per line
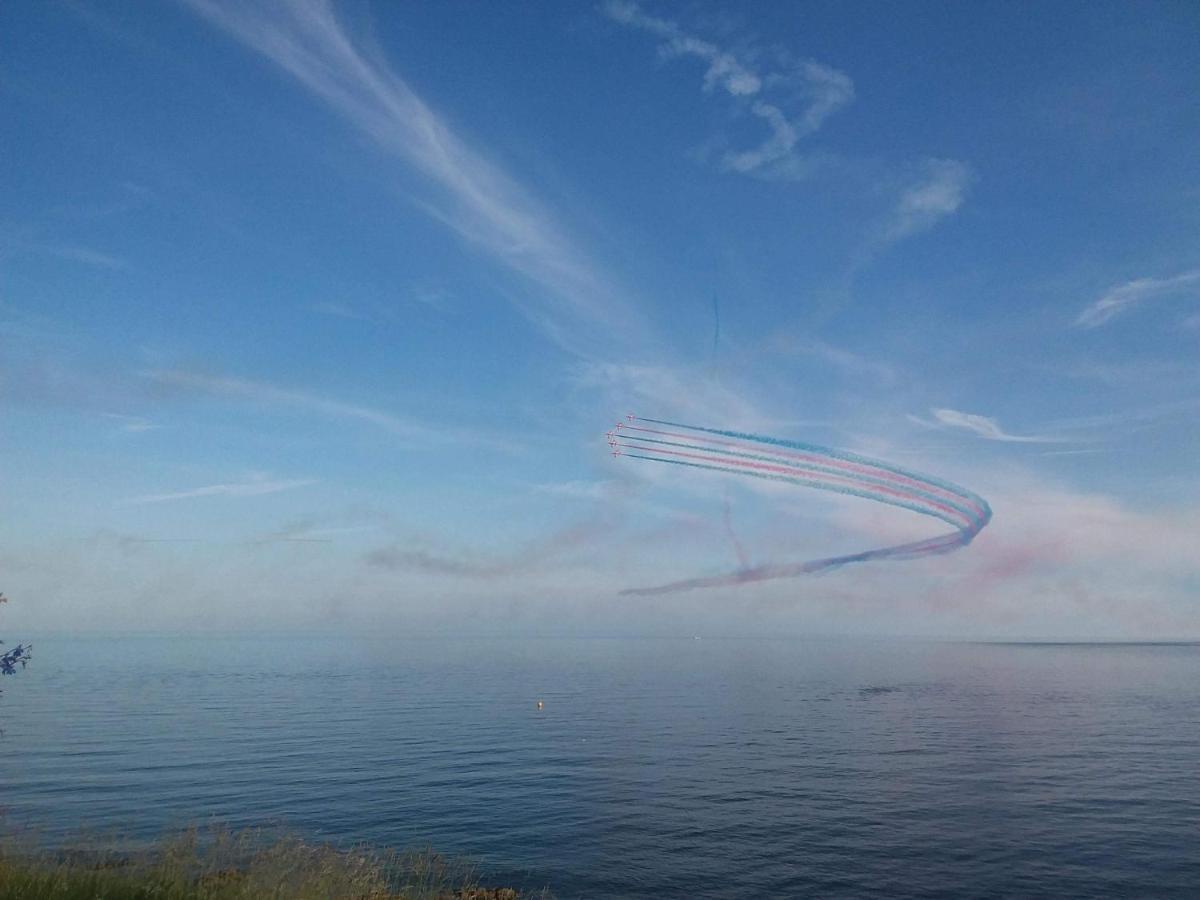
2,636,1197,897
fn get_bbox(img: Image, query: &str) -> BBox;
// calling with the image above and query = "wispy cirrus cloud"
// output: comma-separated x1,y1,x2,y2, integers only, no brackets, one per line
42,244,128,270
184,0,644,356
126,476,315,505
1050,358,1200,387
1038,448,1109,457
310,301,374,322
1075,269,1200,328
145,369,521,451
602,0,853,180
146,369,441,443
309,285,451,323
767,334,898,385
1,230,127,270
576,361,780,431
102,412,160,433
1045,397,1200,433
908,407,1069,444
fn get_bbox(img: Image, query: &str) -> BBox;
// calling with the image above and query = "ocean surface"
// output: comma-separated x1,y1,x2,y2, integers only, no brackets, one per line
2,636,1198,897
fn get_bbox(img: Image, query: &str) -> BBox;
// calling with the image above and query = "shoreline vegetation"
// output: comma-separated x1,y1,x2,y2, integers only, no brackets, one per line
0,826,548,899
0,592,33,685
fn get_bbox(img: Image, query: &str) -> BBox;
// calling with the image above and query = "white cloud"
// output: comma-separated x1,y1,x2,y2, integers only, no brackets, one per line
185,0,645,356
44,244,128,270
793,61,856,132
603,1,761,95
602,0,853,180
310,301,373,322
102,412,160,433
126,477,315,505
723,100,799,174
909,407,1069,444
1038,448,1108,457
410,286,454,311
768,334,898,385
148,369,433,441
605,3,968,244
310,287,452,322
1075,269,1200,328
1,235,127,270
1050,358,1200,388
145,369,522,452
1045,397,1200,433
883,158,973,242
576,361,778,430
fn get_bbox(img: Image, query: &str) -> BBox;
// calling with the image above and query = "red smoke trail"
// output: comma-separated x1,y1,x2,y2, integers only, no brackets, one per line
623,423,986,518
614,441,976,529
609,415,992,595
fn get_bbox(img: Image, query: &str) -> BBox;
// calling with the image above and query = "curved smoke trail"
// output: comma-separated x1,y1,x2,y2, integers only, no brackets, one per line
607,416,991,596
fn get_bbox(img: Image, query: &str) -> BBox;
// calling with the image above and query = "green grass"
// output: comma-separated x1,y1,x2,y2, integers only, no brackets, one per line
0,827,546,900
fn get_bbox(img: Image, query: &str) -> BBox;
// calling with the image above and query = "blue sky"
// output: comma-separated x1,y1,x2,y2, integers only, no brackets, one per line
3,1,1198,638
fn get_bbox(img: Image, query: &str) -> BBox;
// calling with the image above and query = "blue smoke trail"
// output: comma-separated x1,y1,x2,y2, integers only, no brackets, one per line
636,417,991,519
620,434,983,526
610,416,992,596
621,452,970,532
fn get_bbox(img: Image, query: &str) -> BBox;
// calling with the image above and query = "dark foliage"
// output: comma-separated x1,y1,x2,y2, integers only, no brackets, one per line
0,592,32,684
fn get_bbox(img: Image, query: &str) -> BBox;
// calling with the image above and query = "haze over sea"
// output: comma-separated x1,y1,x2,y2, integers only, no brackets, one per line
4,635,1197,898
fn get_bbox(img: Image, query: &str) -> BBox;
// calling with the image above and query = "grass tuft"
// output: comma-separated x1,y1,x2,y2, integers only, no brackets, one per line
0,826,547,899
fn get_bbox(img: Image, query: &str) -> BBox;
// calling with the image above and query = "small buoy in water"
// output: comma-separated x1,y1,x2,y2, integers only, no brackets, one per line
536,699,544,710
